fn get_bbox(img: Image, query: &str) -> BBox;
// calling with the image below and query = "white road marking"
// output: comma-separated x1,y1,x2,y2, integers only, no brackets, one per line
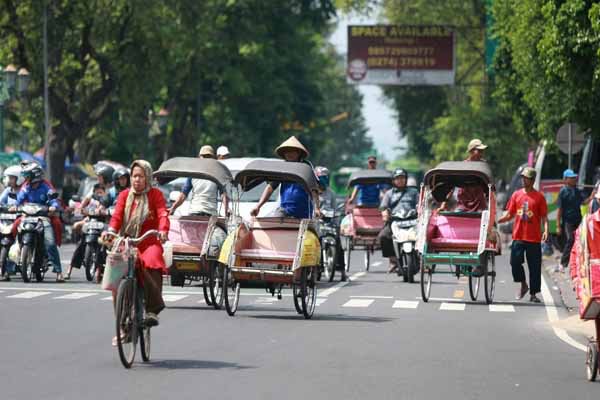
541,274,587,352
440,302,466,311
416,296,463,303
255,297,275,304
0,286,291,297
197,300,205,304
372,261,383,267
342,299,374,308
319,271,366,297
393,300,419,309
54,293,97,300
101,296,113,301
162,294,188,302
350,295,393,299
315,298,327,307
489,304,515,313
7,291,51,299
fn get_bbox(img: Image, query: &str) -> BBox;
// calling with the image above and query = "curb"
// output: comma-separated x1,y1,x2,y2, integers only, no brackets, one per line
542,256,577,312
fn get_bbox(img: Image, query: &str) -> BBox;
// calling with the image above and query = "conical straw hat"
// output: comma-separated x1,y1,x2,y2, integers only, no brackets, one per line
275,136,309,159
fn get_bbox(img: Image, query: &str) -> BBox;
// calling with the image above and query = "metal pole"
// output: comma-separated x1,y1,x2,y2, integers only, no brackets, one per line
43,1,50,162
568,123,573,170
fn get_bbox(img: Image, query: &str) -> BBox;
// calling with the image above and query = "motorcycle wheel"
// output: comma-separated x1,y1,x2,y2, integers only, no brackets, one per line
324,244,336,282
84,244,95,282
34,250,45,282
19,244,32,283
402,253,409,282
407,253,417,284
0,246,8,279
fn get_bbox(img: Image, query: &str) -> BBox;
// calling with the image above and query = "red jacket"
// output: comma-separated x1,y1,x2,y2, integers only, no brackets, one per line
109,188,170,271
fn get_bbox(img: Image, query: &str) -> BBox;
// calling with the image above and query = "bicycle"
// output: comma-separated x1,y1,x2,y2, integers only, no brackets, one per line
105,230,160,369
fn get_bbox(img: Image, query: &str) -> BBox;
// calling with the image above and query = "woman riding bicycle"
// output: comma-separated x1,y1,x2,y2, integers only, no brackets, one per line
103,160,169,345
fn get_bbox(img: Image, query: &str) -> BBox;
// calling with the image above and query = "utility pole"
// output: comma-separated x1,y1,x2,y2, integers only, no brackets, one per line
43,1,50,163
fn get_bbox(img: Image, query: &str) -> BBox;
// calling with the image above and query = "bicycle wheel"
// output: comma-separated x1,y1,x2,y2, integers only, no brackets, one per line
209,262,224,309
202,275,214,306
420,257,432,302
484,252,496,304
587,342,598,381
223,267,240,316
468,272,480,301
364,249,370,272
300,267,317,319
116,279,138,369
345,238,352,273
139,290,151,363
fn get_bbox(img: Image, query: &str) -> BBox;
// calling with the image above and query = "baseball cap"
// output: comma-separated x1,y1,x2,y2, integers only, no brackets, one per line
198,145,215,157
467,139,488,152
216,146,230,157
563,169,578,179
520,166,536,179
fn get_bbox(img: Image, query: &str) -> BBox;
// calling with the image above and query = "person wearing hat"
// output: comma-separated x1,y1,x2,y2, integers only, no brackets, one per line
169,145,228,217
251,136,319,218
466,138,487,161
498,167,548,303
378,168,419,273
556,168,597,272
216,146,230,160
347,155,386,208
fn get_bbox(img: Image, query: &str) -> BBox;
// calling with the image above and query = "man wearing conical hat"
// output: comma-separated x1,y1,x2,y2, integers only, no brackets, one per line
251,136,319,218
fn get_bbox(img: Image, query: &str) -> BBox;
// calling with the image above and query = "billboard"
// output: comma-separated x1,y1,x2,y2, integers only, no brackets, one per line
347,25,455,86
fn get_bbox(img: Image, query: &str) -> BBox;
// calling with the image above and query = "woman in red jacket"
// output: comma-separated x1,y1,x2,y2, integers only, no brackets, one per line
106,160,169,340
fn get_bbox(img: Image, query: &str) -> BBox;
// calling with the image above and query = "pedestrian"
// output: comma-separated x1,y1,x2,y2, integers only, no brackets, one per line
347,155,385,208
498,167,548,303
216,146,230,160
556,169,596,273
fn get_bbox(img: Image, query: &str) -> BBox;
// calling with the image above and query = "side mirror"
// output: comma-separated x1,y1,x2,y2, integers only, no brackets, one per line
8,193,17,200
71,195,81,202
169,191,181,203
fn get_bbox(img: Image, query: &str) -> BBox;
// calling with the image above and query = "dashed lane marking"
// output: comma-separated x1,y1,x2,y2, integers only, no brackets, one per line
350,295,393,299
315,298,327,307
101,296,113,301
319,271,366,297
440,302,466,311
54,293,97,300
372,261,383,267
162,294,189,302
393,300,419,309
7,291,51,299
342,299,374,308
489,304,515,312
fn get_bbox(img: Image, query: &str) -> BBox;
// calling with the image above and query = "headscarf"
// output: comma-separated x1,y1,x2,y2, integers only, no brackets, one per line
121,160,153,238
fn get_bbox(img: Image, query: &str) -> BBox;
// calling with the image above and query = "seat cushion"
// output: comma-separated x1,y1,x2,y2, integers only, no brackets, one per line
353,207,384,233
239,248,295,262
428,214,481,251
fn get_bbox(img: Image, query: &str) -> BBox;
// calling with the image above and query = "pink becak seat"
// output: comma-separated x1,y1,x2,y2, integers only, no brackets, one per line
428,214,481,251
238,228,298,264
352,207,383,234
168,217,209,254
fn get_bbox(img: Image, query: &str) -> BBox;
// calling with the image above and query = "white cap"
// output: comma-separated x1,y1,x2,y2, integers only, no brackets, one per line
216,146,230,157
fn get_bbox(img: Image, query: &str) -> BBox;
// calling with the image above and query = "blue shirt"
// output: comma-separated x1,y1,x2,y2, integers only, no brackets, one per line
0,187,18,206
557,186,584,224
280,182,312,219
355,184,384,207
108,187,118,206
16,182,61,209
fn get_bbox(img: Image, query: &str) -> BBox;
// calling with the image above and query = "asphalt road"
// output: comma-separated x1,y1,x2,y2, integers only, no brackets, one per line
0,245,597,400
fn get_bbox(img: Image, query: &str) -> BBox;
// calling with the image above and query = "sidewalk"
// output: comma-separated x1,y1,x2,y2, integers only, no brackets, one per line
542,253,595,341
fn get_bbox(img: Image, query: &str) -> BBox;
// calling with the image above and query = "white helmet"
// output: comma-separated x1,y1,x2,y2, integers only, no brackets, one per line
3,165,24,186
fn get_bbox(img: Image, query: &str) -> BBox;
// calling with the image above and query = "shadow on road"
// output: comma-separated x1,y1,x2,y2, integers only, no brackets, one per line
140,359,254,370
247,313,393,323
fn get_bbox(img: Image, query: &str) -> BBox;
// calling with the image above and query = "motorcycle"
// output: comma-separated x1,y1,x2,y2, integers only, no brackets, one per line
81,206,111,282
0,206,18,280
318,208,339,282
391,209,419,283
15,198,58,283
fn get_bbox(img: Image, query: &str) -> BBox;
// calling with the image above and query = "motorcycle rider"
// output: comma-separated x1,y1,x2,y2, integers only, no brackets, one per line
110,167,130,201
12,164,64,282
315,166,346,281
0,165,23,280
378,168,419,273
65,183,111,280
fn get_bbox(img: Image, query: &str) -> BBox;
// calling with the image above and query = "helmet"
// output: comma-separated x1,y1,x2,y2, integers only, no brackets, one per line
3,165,24,186
315,166,330,188
93,162,115,183
392,168,408,179
21,163,44,183
112,167,130,189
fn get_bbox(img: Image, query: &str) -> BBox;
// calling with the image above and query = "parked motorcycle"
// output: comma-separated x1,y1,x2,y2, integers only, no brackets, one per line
318,208,339,282
391,209,419,283
81,206,111,282
0,206,18,280
15,200,57,283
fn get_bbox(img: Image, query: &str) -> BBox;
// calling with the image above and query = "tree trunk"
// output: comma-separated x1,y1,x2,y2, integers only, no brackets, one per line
46,127,66,191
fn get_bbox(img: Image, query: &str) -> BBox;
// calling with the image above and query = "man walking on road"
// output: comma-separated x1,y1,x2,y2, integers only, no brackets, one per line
498,167,548,303
556,169,596,273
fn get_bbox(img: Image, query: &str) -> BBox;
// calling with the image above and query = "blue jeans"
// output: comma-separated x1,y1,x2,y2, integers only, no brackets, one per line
43,221,61,273
510,240,541,295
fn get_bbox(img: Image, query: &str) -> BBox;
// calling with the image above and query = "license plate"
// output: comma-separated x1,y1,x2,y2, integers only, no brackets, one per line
175,261,200,272
89,222,104,230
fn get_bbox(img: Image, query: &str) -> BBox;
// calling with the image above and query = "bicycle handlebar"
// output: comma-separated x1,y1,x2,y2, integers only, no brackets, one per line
104,230,161,246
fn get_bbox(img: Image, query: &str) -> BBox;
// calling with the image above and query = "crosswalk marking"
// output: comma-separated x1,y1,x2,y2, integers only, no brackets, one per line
350,295,393,299
393,300,419,309
315,298,327,307
101,296,113,301
342,299,374,308
256,297,276,304
54,293,97,300
7,291,51,299
489,304,515,313
162,294,188,302
440,302,466,311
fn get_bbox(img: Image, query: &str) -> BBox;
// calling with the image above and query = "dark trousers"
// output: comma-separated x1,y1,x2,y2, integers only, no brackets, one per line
560,222,579,268
378,223,395,258
70,238,85,269
142,268,165,315
510,240,542,295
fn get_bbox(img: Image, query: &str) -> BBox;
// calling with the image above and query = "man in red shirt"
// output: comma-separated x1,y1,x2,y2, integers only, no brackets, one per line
498,166,548,303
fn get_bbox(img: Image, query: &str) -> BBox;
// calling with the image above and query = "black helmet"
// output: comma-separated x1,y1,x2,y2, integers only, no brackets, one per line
93,162,115,183
21,163,44,183
112,167,130,189
392,168,408,179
